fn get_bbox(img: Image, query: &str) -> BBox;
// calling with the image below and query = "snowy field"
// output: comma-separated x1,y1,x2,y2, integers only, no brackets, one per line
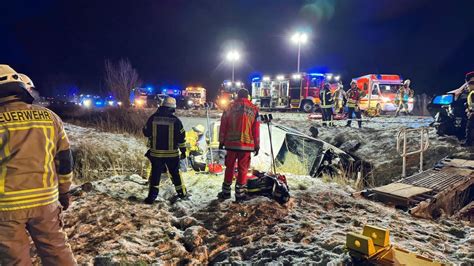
53,114,473,265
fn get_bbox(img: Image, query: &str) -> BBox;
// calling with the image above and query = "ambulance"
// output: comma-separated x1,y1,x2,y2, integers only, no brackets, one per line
183,86,206,108
353,74,414,115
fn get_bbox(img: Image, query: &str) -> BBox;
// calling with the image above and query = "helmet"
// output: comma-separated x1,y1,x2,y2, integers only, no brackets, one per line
192,124,205,134
161,96,177,108
19,74,35,90
350,80,357,85
403,79,411,86
0,65,34,103
465,71,474,82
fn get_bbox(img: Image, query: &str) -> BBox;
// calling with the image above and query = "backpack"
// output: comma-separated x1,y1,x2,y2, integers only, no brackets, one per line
247,171,291,204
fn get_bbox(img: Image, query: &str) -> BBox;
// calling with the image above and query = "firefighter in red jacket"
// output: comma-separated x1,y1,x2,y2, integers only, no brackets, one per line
346,80,362,128
218,89,260,202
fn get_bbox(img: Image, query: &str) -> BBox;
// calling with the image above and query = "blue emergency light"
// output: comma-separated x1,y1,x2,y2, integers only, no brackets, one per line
432,94,453,105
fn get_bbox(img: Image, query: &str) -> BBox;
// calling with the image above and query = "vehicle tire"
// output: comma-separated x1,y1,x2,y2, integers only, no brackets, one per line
301,101,314,113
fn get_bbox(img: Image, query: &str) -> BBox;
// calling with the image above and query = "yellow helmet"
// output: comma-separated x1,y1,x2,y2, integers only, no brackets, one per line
192,124,205,134
162,96,177,108
0,65,23,86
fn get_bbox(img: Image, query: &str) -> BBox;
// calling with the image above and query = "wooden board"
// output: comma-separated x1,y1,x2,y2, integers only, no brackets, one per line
373,183,432,199
443,159,474,169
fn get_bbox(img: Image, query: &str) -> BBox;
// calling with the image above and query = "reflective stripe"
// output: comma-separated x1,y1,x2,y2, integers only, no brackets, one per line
168,123,174,151
58,173,73,184
0,190,58,209
0,190,58,202
468,91,474,109
42,127,51,188
48,127,55,187
3,186,57,196
2,120,53,127
0,131,10,195
0,197,58,211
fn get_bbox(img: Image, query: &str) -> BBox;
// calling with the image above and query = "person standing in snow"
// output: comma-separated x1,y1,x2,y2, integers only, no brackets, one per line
346,80,362,128
143,96,189,204
333,81,346,114
320,83,334,126
180,124,205,171
395,79,414,116
0,65,76,265
218,88,260,202
463,71,474,146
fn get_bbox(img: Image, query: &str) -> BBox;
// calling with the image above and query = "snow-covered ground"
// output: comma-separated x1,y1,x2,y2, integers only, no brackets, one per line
57,115,473,265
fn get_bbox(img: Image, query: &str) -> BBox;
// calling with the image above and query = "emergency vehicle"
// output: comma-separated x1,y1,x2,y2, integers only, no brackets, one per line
251,73,340,112
183,86,206,108
215,80,245,109
354,74,414,115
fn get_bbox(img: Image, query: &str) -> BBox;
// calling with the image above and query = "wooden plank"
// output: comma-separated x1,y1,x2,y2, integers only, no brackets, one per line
444,159,474,169
373,183,432,199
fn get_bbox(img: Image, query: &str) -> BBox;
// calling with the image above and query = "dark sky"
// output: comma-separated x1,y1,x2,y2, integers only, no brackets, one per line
1,0,473,98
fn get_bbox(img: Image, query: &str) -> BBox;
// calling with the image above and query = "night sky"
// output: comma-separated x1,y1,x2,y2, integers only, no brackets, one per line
1,0,473,98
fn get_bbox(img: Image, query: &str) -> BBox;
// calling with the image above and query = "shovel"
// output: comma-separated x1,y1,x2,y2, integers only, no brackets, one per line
205,103,223,174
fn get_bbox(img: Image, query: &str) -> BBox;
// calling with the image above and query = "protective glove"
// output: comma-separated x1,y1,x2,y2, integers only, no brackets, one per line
218,143,224,150
58,193,70,210
180,149,187,160
254,146,260,156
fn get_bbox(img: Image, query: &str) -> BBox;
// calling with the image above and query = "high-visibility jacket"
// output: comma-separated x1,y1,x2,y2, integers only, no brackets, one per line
143,108,186,158
185,130,203,155
0,100,73,212
346,88,361,108
319,88,334,108
219,98,260,151
396,87,414,103
467,90,474,112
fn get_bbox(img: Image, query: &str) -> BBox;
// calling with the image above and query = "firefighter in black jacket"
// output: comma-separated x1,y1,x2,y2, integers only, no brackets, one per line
320,83,334,126
143,97,188,204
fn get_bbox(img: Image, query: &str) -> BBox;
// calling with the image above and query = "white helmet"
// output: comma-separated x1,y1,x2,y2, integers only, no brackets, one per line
403,79,411,86
19,74,35,90
162,96,177,108
0,65,34,103
192,124,205,134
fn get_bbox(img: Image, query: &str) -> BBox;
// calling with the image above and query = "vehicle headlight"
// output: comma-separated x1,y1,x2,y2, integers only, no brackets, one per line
187,100,193,105
220,99,228,106
135,99,145,107
83,99,92,108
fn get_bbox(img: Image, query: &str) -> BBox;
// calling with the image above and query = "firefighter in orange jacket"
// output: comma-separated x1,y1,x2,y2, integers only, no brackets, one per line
0,65,76,265
218,89,260,202
143,96,188,203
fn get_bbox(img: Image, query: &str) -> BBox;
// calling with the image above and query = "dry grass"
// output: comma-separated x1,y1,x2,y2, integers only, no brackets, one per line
52,106,153,136
72,142,149,183
276,153,308,176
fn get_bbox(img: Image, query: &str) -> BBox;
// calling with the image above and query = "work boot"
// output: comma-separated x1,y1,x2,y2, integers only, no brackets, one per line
217,182,231,200
235,184,249,203
169,193,191,203
144,186,159,204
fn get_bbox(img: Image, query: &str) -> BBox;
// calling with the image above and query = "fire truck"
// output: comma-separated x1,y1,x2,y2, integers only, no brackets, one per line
183,86,206,108
251,73,340,112
215,80,245,109
353,74,413,115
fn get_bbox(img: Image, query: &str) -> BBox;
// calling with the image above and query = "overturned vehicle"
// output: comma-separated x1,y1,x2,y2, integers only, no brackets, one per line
428,83,469,140
203,122,356,178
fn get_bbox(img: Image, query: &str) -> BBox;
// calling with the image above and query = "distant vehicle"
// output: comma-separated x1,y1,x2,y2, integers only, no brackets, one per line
251,73,340,112
428,83,468,140
215,80,244,109
354,74,413,116
183,86,206,108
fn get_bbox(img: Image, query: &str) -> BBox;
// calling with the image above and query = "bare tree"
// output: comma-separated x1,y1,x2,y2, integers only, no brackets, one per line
104,58,141,107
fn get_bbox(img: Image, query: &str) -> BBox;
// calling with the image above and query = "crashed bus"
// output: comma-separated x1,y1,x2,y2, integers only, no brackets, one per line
354,74,413,115
251,73,340,112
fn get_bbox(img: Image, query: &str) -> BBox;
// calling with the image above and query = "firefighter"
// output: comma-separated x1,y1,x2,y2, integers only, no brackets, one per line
143,96,188,204
218,88,260,202
395,79,414,116
346,80,362,128
180,124,205,171
333,81,346,114
0,66,76,265
463,71,474,146
320,83,334,126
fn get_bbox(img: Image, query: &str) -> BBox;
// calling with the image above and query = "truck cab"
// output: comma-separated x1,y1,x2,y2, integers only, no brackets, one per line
183,87,206,108
354,74,413,115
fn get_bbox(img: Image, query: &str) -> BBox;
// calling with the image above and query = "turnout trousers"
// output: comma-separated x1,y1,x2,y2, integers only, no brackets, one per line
0,204,76,266
222,150,251,199
321,107,333,126
147,156,187,200
346,107,362,128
